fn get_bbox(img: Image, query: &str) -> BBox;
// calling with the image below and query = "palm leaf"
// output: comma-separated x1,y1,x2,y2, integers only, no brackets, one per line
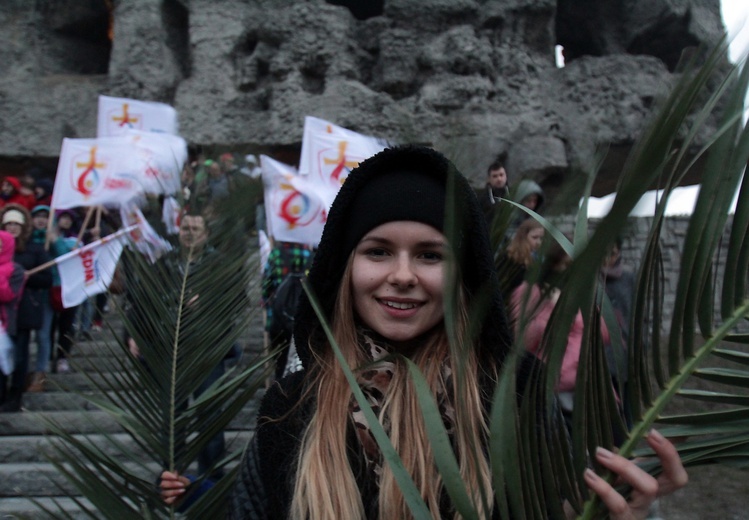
299,40,749,519
37,36,745,519
38,185,272,518
348,39,748,517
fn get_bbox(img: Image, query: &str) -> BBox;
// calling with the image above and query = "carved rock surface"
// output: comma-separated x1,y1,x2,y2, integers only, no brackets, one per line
0,0,726,192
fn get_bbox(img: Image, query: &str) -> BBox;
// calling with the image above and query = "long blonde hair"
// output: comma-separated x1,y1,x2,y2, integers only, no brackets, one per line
506,218,544,266
290,256,493,520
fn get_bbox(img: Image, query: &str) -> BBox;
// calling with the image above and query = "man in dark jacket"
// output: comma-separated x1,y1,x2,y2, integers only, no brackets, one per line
478,157,510,226
126,212,243,479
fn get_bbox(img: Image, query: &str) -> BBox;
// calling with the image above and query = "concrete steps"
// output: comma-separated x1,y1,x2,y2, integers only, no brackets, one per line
0,286,268,518
0,497,94,520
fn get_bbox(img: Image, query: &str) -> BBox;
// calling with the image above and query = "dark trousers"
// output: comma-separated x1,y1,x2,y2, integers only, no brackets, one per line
52,307,77,361
195,360,226,479
93,293,108,323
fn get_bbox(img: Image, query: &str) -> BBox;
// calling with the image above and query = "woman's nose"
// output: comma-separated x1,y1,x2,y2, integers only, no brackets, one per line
388,256,417,287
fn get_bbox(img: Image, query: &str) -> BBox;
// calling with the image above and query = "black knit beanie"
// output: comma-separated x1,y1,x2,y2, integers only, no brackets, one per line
342,169,447,258
293,145,513,373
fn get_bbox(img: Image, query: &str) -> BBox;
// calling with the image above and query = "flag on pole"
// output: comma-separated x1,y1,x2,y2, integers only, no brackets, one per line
162,196,181,235
120,203,173,263
97,95,179,137
261,155,328,246
122,129,186,196
51,138,144,209
298,116,388,193
55,226,135,308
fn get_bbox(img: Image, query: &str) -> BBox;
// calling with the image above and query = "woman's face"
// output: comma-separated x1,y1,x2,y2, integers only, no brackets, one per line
58,214,72,230
32,212,48,231
351,221,447,349
526,227,544,252
3,222,22,238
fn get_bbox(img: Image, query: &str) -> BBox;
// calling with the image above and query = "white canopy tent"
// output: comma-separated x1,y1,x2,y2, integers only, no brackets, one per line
585,184,740,218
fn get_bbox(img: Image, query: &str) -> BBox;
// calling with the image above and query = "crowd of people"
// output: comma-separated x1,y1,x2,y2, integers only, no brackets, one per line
1,144,679,518
0,148,262,413
0,170,119,412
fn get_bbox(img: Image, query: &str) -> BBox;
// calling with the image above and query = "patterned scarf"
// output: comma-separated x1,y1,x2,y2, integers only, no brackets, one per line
349,330,457,477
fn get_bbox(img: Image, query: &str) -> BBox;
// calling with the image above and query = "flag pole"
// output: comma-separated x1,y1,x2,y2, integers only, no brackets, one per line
76,206,95,247
95,205,102,232
44,200,57,251
23,257,58,277
26,225,137,277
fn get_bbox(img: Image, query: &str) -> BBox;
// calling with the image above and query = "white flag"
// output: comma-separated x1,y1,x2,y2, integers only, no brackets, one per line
162,196,181,235
120,203,173,263
261,155,327,246
122,129,186,195
55,227,134,308
97,95,179,137
52,138,144,209
298,116,388,192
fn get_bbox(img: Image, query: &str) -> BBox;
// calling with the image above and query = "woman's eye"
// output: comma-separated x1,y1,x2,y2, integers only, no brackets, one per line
365,247,388,257
420,251,443,262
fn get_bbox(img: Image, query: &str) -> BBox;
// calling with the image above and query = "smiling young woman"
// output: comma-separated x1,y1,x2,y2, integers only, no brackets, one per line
160,145,687,520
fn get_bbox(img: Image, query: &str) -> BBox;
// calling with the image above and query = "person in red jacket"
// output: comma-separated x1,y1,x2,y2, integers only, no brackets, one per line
0,177,35,211
0,230,27,410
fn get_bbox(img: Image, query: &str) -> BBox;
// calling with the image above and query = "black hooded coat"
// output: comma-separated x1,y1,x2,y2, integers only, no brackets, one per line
227,146,515,519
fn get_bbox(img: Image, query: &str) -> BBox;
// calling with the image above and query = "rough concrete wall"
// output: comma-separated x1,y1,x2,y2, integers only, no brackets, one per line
0,0,727,190
553,214,740,333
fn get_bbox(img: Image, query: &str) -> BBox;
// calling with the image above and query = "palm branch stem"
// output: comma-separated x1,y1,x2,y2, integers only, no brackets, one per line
169,249,195,473
579,298,749,519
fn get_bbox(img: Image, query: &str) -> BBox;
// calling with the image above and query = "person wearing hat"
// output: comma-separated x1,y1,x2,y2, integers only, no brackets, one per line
34,178,54,207
0,204,52,412
24,205,56,391
0,176,35,211
160,146,688,518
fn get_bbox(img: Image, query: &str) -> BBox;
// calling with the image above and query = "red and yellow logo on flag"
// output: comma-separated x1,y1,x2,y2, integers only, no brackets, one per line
107,103,143,133
70,146,109,198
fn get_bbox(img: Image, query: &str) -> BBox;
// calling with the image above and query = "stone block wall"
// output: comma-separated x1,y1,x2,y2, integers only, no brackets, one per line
553,213,742,334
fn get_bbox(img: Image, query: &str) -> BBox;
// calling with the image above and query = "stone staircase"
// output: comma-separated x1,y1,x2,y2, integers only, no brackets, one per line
0,300,267,519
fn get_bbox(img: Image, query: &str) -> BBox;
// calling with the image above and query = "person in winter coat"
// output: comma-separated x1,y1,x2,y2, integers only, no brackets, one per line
601,237,636,426
510,241,610,410
496,218,545,301
261,240,314,380
503,178,546,245
26,205,55,391
34,178,54,207
478,156,510,226
0,204,52,411
161,146,687,519
0,231,26,408
0,177,35,211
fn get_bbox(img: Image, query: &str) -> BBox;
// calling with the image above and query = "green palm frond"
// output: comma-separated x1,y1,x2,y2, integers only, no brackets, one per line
39,38,749,519
528,41,749,518
368,39,749,519
39,187,272,518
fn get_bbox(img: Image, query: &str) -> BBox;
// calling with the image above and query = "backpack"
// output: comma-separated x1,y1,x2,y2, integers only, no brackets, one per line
270,272,306,340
